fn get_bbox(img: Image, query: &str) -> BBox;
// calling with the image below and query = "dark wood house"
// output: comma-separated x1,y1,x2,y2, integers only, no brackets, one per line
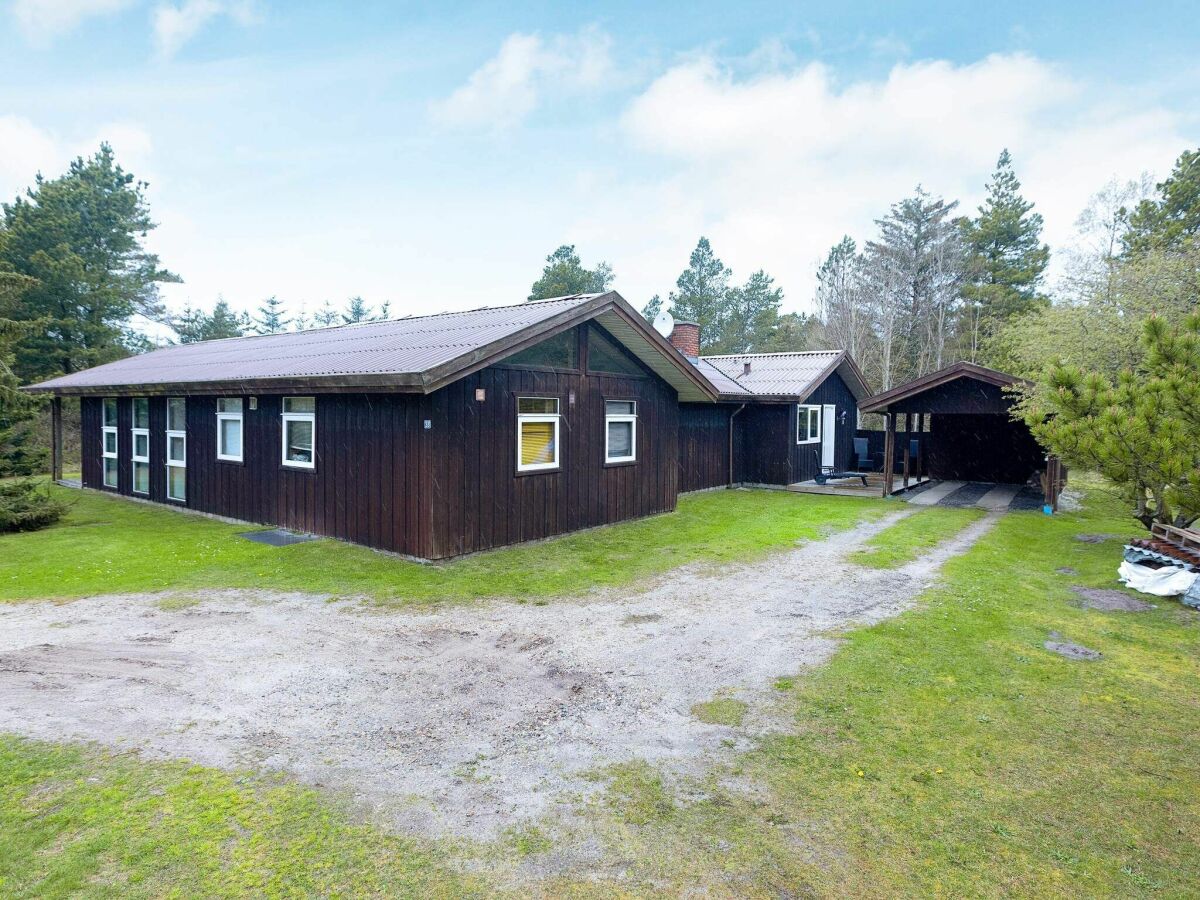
674,337,872,492
27,292,873,559
29,293,724,559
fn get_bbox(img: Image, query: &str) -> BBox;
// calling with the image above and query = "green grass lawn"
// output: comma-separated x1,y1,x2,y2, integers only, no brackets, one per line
851,505,986,568
570,482,1200,897
3,481,1198,897
0,482,891,604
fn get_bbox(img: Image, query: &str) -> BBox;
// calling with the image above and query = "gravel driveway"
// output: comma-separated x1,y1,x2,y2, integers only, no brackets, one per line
0,509,996,838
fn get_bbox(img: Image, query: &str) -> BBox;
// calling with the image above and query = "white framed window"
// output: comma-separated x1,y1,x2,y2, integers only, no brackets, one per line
517,396,560,472
797,404,821,444
102,397,119,488
217,397,244,462
604,400,637,463
131,397,150,494
166,397,186,502
281,396,316,469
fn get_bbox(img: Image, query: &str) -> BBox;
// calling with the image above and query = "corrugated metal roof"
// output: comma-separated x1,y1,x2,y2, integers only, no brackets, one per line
28,295,599,391
696,359,752,396
25,292,721,403
701,351,845,398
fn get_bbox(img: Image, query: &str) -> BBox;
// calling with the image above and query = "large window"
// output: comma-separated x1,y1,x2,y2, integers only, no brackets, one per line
797,404,821,444
605,400,637,463
589,329,644,377
217,398,243,461
281,397,315,469
166,398,186,502
504,331,578,370
102,397,119,488
517,397,560,472
131,397,150,494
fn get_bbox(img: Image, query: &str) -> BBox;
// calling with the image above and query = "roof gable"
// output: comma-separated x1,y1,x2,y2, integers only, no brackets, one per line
859,362,1027,414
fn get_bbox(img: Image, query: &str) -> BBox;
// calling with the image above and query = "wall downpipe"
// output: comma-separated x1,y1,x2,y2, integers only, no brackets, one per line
728,404,746,487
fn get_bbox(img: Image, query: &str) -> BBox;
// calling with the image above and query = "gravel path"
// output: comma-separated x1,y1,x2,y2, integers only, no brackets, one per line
0,509,997,838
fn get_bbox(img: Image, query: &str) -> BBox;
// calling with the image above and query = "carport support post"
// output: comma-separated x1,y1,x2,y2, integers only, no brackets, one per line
881,412,896,497
51,396,63,483
902,413,911,489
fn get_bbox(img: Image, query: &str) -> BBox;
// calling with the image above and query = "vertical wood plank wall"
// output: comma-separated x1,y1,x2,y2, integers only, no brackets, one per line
788,372,858,483
77,323,679,560
677,403,733,492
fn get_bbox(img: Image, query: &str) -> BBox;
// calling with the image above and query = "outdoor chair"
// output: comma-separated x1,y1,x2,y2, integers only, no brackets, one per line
812,448,868,486
853,437,880,472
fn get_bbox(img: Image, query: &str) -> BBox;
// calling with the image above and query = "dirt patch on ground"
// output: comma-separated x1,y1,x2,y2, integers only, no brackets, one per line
1072,586,1155,612
1074,533,1118,544
1045,631,1103,660
0,510,997,840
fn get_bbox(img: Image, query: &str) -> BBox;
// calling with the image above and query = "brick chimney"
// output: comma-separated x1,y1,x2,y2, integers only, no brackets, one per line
668,321,701,358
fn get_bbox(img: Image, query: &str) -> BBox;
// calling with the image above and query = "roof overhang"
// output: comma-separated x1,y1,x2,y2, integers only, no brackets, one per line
23,291,721,403
859,362,1028,414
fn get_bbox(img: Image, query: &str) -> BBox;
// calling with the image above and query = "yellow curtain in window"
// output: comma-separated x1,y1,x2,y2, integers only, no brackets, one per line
521,421,555,466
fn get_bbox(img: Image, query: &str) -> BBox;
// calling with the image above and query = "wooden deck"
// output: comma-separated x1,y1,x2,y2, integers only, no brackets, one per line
787,473,930,498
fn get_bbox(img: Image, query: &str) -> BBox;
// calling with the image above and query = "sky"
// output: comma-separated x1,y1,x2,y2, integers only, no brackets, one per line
1,1,1197,327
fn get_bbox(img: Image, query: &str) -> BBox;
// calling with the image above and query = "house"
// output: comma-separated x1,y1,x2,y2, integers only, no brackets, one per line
26,292,871,559
665,321,872,492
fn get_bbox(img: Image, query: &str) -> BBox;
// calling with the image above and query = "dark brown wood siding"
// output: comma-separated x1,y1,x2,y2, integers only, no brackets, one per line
789,371,859,483
425,350,679,557
734,404,791,485
72,323,682,560
678,403,733,492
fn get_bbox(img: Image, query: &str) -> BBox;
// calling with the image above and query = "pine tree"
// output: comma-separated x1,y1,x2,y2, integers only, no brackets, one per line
641,295,662,323
0,144,179,381
1024,309,1200,529
961,149,1049,325
343,296,372,324
253,296,291,334
528,245,614,301
1123,148,1200,255
171,298,246,343
712,270,783,353
815,236,869,361
668,237,731,351
0,272,46,475
312,300,339,327
760,312,816,352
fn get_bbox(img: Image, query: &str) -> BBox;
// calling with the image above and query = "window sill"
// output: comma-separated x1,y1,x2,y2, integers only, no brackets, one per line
796,439,821,446
217,458,245,466
282,464,316,473
515,466,561,477
604,459,637,468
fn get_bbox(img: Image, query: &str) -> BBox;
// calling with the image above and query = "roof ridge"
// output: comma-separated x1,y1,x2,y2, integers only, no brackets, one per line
156,294,600,351
701,349,839,359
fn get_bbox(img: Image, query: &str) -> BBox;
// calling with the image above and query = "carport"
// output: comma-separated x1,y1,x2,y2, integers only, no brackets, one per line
860,362,1062,506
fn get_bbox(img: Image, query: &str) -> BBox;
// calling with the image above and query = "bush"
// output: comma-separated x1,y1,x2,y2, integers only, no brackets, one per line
0,479,69,533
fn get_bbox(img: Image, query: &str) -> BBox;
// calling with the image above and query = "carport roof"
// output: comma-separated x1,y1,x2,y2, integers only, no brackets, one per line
859,362,1029,414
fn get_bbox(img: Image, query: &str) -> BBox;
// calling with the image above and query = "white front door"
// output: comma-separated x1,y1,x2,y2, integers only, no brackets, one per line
821,405,837,469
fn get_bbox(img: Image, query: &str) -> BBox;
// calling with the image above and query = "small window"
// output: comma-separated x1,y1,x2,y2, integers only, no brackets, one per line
517,396,560,472
101,397,118,488
281,396,316,469
797,404,821,444
217,397,244,462
589,329,645,377
131,398,150,495
504,331,578,370
605,400,637,463
166,398,186,502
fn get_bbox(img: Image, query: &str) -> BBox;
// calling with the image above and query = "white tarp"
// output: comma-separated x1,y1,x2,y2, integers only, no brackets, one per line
1118,560,1199,597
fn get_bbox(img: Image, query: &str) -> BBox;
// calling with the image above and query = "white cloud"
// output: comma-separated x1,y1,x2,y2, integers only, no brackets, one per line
432,27,614,129
152,0,258,60
11,0,135,44
613,51,1187,310
0,116,155,201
